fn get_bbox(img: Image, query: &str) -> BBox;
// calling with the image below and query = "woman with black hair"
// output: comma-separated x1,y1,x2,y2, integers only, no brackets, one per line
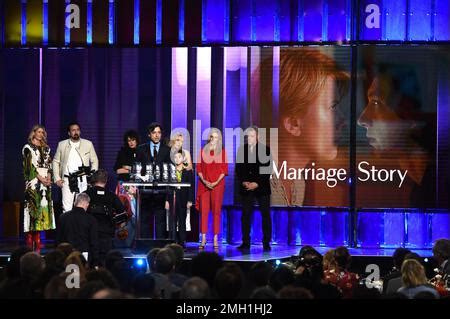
114,130,140,181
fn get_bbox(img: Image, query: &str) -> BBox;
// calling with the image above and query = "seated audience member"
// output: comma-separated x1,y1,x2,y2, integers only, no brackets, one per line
151,248,180,299
323,246,359,298
132,273,156,299
56,242,75,259
166,243,188,287
269,265,295,292
190,252,224,289
214,263,244,299
397,259,439,299
180,277,211,299
146,248,161,273
250,286,278,299
382,248,411,294
249,261,275,288
322,249,337,272
432,239,450,276
386,252,422,295
294,254,341,299
44,273,77,299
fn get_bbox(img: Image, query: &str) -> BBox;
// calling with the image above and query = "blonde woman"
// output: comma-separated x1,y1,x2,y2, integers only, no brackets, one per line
22,125,56,252
195,128,228,248
169,132,193,170
397,259,439,299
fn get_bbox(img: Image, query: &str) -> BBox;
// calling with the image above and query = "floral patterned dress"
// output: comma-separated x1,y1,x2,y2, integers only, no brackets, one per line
22,143,56,232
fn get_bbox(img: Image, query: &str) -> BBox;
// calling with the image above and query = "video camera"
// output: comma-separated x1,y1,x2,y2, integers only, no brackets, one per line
64,166,96,193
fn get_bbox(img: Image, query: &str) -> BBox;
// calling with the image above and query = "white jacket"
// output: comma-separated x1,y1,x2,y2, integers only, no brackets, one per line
52,138,99,181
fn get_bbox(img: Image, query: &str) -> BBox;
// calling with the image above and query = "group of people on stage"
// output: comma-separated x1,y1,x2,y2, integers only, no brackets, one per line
22,120,274,264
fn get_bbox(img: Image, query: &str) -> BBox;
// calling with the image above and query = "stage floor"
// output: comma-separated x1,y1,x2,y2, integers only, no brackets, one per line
0,239,433,262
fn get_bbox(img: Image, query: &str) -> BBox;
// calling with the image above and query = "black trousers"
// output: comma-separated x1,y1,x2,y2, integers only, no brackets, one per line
98,234,112,265
241,193,271,245
174,199,187,244
141,193,167,239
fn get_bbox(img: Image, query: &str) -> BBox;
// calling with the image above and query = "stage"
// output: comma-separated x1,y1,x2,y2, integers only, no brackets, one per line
0,239,433,262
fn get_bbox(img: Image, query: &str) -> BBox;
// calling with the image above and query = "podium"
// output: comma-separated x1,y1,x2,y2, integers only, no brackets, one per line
122,182,191,253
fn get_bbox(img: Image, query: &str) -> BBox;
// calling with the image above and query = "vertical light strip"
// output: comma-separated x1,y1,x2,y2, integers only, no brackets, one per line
201,0,207,43
43,0,48,45
171,48,188,130
224,0,230,42
381,4,387,40
322,0,328,41
346,0,351,41
179,0,184,43
250,0,256,41
65,0,70,45
156,0,162,44
39,48,43,124
298,0,304,41
134,0,140,44
21,0,26,45
274,0,280,42
109,0,114,44
87,0,92,44
430,0,435,41
196,47,211,132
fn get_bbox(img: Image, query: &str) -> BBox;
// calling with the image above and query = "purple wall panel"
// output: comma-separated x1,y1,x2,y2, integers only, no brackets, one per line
279,0,295,42
254,0,275,42
321,211,349,246
383,0,407,40
408,0,432,41
231,0,251,42
328,0,347,41
405,212,429,248
204,0,227,42
435,0,450,41
382,212,405,248
431,212,450,243
303,0,323,41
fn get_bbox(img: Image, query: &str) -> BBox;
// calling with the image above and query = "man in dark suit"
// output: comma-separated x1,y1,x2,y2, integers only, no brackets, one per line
432,239,450,277
56,193,98,264
236,126,273,251
136,122,172,239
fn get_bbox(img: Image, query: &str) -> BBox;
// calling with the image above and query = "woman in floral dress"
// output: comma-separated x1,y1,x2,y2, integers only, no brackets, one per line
22,125,55,252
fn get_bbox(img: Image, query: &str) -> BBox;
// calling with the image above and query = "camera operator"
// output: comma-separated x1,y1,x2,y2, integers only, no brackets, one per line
84,169,125,265
293,247,341,299
53,122,99,212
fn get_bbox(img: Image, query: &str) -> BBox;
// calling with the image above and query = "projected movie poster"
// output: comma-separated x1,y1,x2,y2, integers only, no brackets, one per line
251,46,449,209
355,46,448,209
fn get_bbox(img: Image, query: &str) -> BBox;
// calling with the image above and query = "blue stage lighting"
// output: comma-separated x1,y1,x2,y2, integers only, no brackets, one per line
135,258,145,267
275,260,281,266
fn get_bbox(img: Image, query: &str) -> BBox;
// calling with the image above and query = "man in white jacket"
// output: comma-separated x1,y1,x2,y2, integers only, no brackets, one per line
53,122,99,212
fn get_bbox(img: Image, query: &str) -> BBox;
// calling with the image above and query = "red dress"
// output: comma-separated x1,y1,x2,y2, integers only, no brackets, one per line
196,148,228,234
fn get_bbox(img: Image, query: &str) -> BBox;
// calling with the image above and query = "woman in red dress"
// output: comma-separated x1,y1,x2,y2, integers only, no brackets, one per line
196,128,228,249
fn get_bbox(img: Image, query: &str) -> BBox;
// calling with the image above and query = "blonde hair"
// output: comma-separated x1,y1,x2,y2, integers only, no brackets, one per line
204,128,223,155
260,48,349,119
323,249,337,271
28,124,48,148
169,132,184,148
401,259,428,288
